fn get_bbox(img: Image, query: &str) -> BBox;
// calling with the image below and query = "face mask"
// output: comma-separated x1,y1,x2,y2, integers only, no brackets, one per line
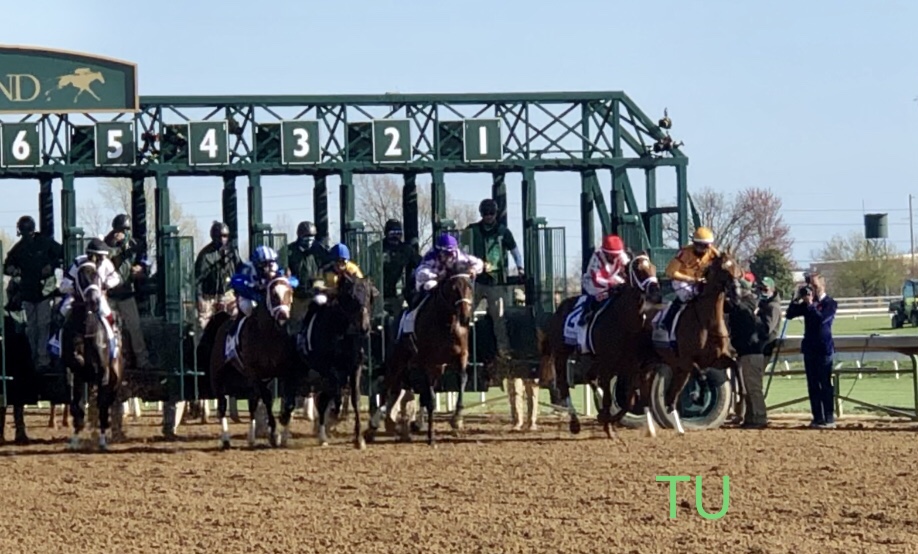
298,236,314,248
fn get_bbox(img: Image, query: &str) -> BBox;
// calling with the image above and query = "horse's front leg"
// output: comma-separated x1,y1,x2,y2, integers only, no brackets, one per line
217,395,231,450
258,382,278,448
450,363,466,432
352,365,364,450
419,372,436,447
555,354,581,434
278,376,298,447
664,364,694,435
97,384,114,451
246,389,260,447
68,375,87,450
316,390,334,447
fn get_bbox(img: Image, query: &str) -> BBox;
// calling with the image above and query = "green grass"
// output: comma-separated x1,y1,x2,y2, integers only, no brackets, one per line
764,373,917,416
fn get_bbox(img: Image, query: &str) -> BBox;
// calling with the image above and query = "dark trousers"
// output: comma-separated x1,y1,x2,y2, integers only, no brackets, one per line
803,353,835,424
739,353,767,424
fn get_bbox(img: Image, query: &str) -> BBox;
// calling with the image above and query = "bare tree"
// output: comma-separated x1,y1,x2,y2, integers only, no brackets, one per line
663,186,793,263
354,175,478,250
78,178,204,254
813,232,908,297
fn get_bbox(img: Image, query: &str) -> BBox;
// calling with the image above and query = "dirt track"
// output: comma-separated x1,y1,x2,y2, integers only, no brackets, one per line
1,412,917,554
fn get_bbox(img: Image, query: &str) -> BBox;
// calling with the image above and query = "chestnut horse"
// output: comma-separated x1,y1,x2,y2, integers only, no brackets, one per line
538,252,663,437
653,251,741,434
365,269,475,446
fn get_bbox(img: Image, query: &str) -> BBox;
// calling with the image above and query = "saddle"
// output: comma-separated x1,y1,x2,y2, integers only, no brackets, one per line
563,293,615,355
224,315,248,370
651,299,688,348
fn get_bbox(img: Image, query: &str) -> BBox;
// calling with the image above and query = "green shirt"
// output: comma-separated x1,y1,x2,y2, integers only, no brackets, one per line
463,222,517,286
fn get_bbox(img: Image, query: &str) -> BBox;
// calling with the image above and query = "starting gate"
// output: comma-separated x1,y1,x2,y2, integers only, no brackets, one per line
253,231,289,268
343,223,385,399
0,241,7,406
530,224,568,314
160,234,200,400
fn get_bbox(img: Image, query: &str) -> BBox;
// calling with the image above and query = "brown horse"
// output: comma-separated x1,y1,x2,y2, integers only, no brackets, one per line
208,276,298,449
653,251,741,434
538,252,663,437
365,270,475,446
61,262,124,451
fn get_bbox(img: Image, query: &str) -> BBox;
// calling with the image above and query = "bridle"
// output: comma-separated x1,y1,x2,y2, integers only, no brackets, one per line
75,261,103,313
264,276,292,321
448,273,475,309
627,254,658,292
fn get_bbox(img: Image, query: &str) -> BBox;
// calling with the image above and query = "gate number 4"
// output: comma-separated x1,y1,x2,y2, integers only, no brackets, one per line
200,128,219,158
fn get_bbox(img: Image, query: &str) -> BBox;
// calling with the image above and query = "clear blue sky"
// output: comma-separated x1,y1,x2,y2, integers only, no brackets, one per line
2,0,917,270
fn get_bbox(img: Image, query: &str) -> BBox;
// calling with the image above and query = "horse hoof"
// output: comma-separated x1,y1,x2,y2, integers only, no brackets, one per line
597,411,611,425
363,429,377,444
449,417,463,431
221,440,231,450
320,441,329,447
14,433,29,446
569,419,582,435
356,437,366,450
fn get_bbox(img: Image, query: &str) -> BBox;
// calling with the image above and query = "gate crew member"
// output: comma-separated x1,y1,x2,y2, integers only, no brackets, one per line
658,226,720,333
3,215,63,371
286,221,328,332
194,221,242,332
104,214,154,370
379,219,421,319
463,199,524,360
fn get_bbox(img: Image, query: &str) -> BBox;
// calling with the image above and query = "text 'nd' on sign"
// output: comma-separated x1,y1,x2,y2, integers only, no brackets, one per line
0,45,138,114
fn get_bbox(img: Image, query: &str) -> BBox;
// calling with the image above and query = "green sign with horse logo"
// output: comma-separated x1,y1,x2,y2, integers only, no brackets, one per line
0,46,138,114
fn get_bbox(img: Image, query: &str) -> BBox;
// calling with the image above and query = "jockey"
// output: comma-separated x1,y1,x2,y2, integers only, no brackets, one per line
410,233,483,308
58,238,120,324
578,234,630,324
659,226,720,330
231,245,289,317
313,243,363,306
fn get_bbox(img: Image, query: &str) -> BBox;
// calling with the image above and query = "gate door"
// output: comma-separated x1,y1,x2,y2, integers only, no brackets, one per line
344,224,384,402
532,225,567,314
161,235,200,399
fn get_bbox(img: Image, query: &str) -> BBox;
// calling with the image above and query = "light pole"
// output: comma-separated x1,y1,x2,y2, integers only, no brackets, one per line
911,193,915,275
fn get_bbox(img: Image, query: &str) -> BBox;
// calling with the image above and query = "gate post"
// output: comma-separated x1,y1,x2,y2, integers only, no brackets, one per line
521,169,537,307
154,173,171,318
39,177,54,238
61,174,82,263
313,173,329,243
431,170,446,238
131,176,148,254
247,171,265,251
403,173,419,249
492,172,507,228
222,175,239,248
580,170,597,273
340,170,355,243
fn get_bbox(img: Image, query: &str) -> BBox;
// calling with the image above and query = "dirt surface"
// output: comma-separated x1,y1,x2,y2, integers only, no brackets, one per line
1,411,918,554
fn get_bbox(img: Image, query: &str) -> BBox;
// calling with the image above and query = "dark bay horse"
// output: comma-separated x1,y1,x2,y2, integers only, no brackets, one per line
653,252,741,434
208,276,299,449
298,275,377,449
366,270,475,446
538,253,663,437
61,262,123,451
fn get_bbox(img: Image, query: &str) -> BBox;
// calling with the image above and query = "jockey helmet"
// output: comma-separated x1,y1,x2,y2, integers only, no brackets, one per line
435,233,459,253
384,219,403,237
16,215,35,236
330,243,350,261
692,226,714,245
601,235,625,255
85,238,110,257
252,245,278,266
210,221,230,243
111,214,131,232
296,221,317,239
479,198,498,216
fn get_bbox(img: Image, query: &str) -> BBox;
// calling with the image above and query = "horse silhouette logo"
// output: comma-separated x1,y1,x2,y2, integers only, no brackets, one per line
44,68,106,103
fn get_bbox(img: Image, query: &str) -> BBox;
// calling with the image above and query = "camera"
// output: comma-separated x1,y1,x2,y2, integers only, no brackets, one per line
797,285,813,299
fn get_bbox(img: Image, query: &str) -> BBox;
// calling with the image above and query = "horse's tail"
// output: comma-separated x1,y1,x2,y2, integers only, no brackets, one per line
536,326,556,385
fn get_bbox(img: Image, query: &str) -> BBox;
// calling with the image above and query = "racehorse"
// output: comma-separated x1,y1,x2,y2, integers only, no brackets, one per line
298,275,377,449
60,261,123,450
365,268,475,446
653,251,741,434
538,252,663,437
208,276,299,449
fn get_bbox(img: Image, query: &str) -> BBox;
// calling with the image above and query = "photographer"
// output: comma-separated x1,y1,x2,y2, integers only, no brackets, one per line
785,272,837,429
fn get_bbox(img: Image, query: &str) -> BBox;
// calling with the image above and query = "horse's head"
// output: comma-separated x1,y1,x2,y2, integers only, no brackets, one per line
703,251,743,301
75,262,104,316
336,276,377,335
625,252,662,311
264,276,294,325
436,267,475,326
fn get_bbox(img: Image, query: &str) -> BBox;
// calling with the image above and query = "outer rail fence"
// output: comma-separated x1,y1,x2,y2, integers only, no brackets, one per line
766,335,918,420
780,296,898,319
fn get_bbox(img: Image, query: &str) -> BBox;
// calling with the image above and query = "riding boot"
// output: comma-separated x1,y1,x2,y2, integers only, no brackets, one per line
660,297,682,331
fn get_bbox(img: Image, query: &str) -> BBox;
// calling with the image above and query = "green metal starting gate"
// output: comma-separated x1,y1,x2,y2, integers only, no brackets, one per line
0,241,7,406
530,223,568,314
343,222,384,400
160,234,200,400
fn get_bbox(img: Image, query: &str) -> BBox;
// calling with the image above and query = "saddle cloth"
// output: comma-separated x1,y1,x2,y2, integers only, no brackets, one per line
651,301,687,347
397,294,431,339
563,294,612,355
47,315,118,362
224,315,248,365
